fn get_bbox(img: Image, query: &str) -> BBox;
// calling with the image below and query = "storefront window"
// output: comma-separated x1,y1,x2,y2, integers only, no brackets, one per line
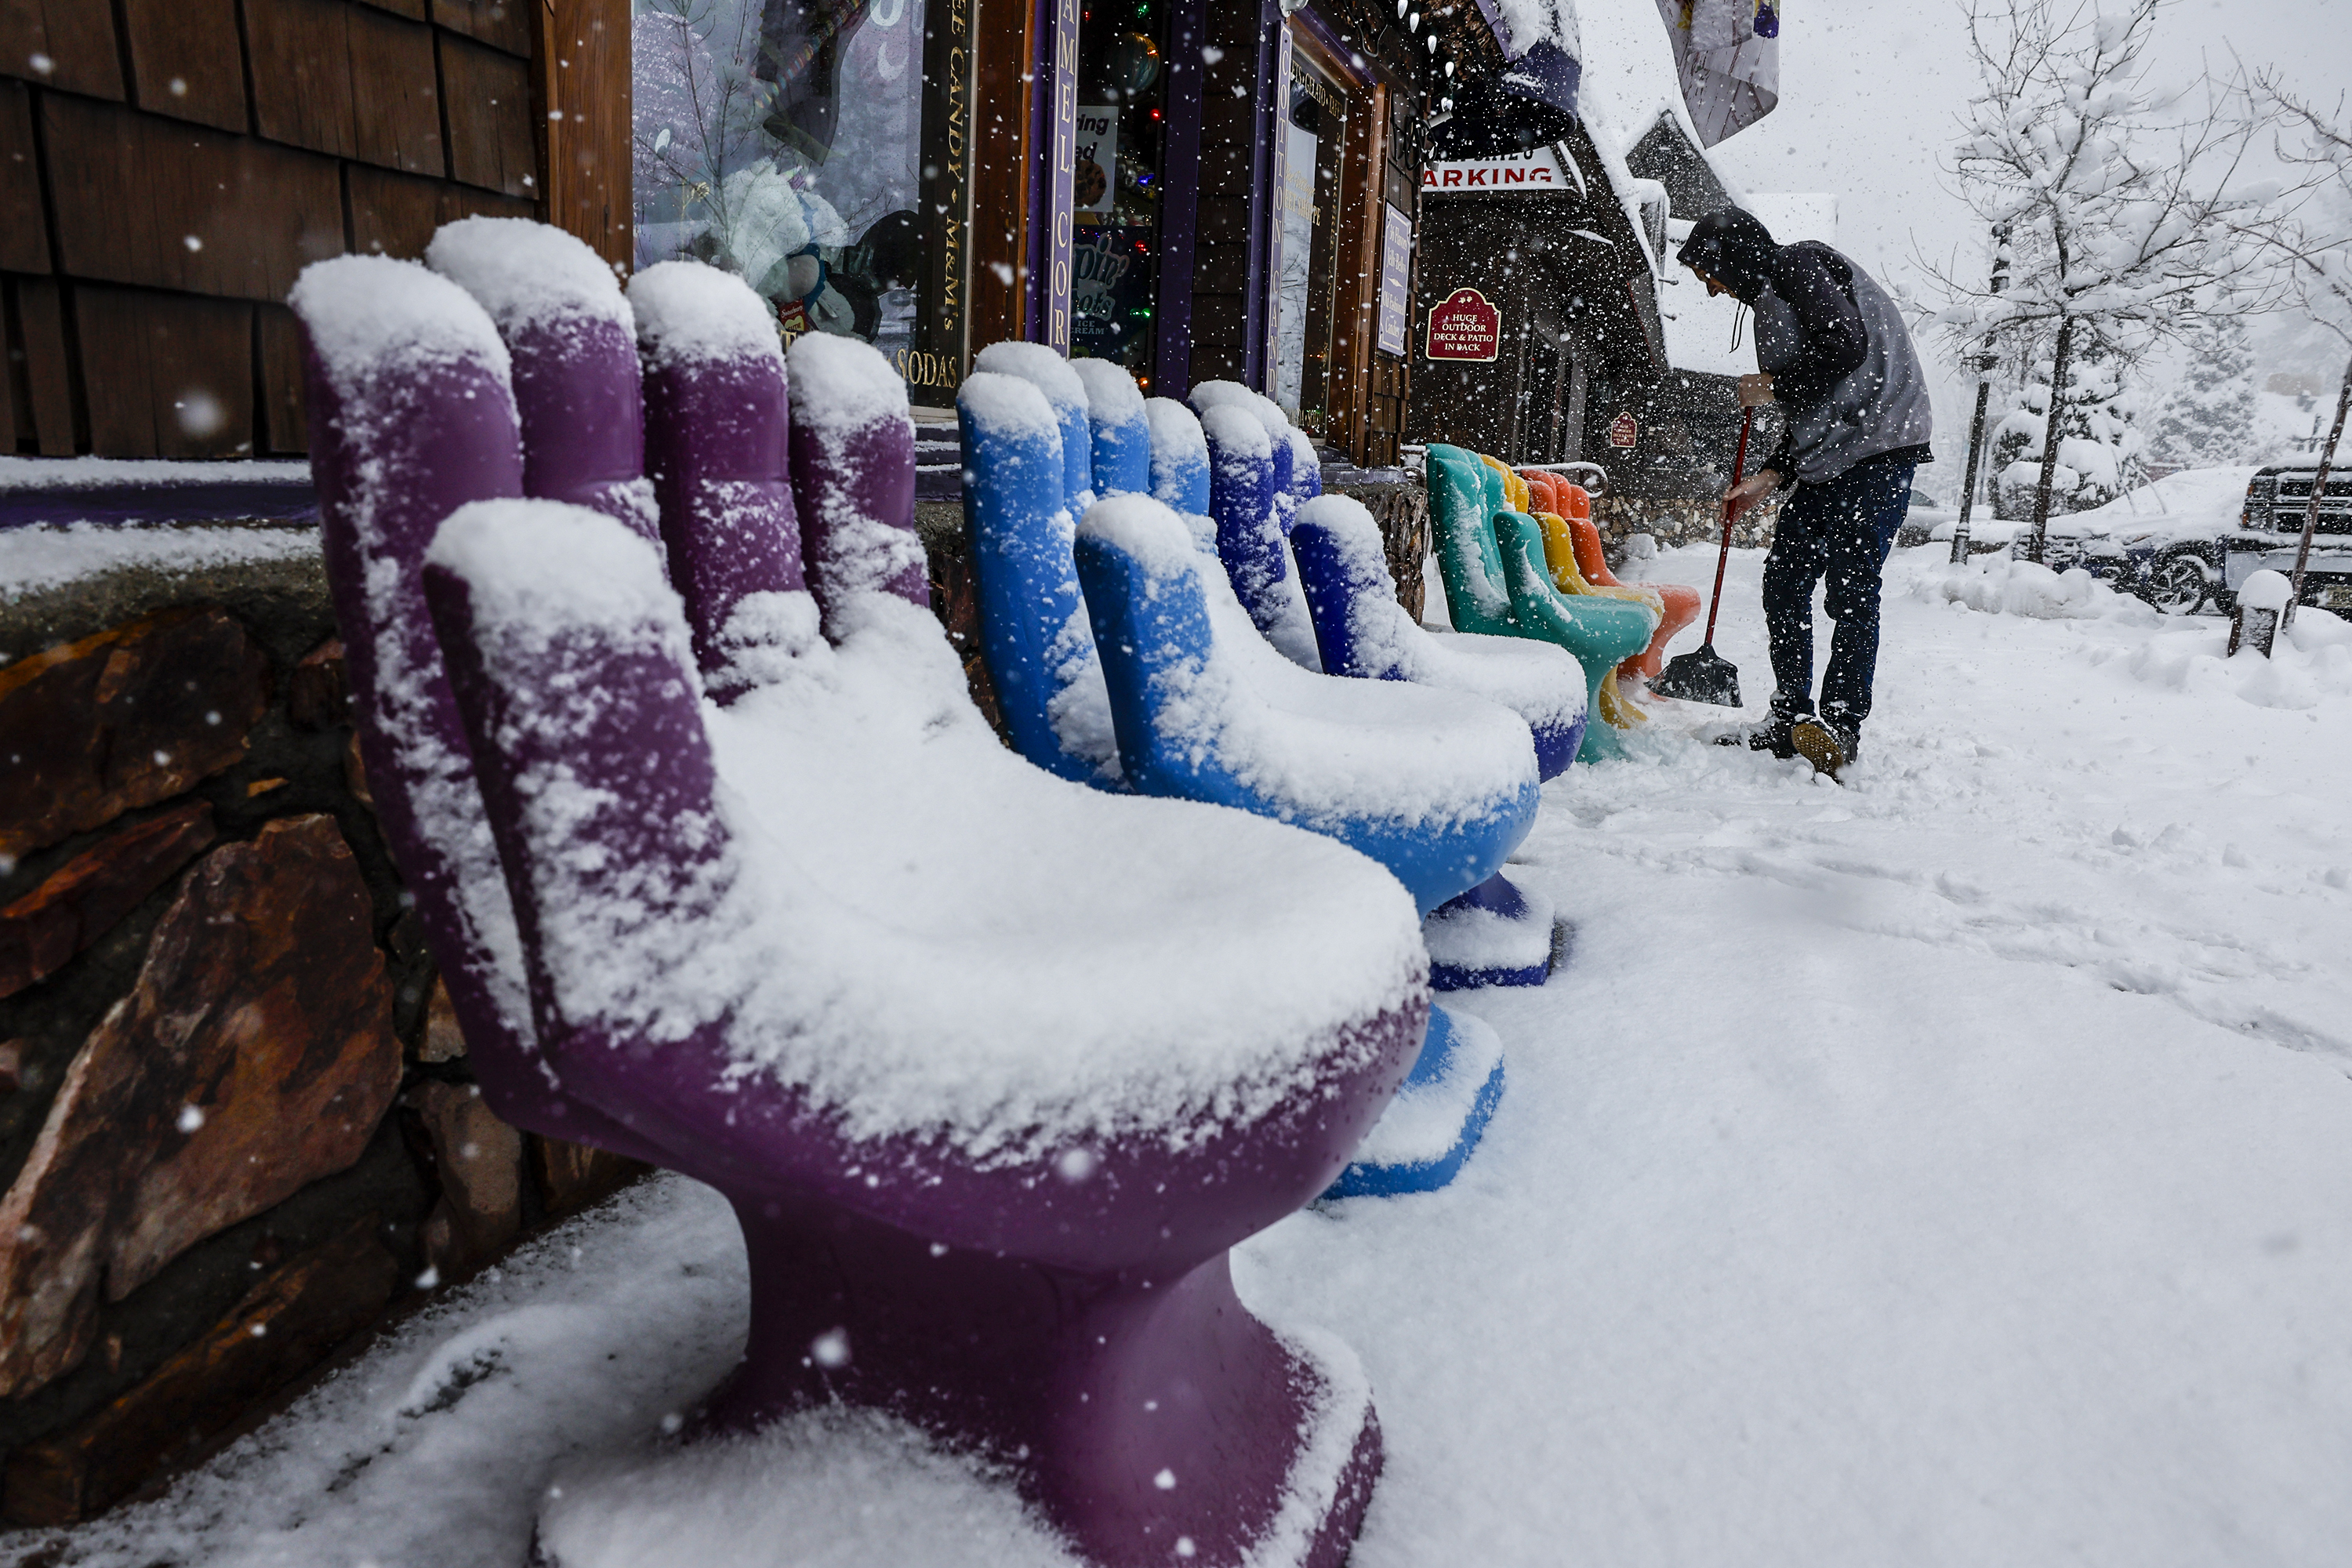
633,0,972,401
1269,42,1352,430
1069,3,1167,383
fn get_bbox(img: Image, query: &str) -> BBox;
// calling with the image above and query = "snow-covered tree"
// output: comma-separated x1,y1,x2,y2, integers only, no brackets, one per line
1987,328,2140,516
2148,314,2259,469
1926,0,2292,561
2254,79,2352,594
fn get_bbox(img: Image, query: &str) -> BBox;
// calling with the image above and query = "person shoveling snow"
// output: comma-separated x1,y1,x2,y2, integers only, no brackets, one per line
1677,207,1935,778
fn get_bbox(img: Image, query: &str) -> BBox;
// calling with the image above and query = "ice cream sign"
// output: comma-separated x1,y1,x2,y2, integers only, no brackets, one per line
1422,147,1568,194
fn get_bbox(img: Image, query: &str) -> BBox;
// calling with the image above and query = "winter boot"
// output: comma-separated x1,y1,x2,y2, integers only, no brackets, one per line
1791,714,1860,779
1716,699,1801,759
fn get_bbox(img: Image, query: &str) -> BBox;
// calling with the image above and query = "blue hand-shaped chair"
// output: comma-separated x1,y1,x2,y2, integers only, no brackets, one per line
1291,494,1586,989
962,362,1534,1195
1190,381,1323,670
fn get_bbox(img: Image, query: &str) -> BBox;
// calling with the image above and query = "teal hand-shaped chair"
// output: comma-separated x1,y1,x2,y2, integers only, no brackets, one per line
1425,443,1656,762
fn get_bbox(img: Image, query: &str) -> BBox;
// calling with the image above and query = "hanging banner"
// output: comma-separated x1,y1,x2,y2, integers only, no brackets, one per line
1377,204,1411,358
1425,288,1501,361
1422,147,1570,194
1654,0,1780,147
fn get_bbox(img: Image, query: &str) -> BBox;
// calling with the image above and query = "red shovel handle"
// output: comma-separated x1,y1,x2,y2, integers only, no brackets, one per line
1702,406,1756,647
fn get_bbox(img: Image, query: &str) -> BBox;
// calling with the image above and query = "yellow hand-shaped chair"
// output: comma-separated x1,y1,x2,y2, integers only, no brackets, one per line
1521,471,1702,684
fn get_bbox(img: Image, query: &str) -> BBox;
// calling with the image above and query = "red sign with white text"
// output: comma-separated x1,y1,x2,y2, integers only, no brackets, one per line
1425,288,1501,361
1607,412,1639,449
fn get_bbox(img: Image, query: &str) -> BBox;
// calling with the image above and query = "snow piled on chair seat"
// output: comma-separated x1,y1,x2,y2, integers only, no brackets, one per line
426,216,634,339
430,499,1426,1167
1082,496,1539,833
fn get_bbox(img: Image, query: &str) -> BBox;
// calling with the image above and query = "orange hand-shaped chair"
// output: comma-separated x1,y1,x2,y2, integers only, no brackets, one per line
1523,472,1701,685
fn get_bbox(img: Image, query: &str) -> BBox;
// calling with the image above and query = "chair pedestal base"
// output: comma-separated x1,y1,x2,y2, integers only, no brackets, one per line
1425,871,1557,991
599,1189,1385,1568
1322,1006,1506,1199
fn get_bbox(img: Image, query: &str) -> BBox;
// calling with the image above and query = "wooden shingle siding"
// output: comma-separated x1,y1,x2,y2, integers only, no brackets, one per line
39,96,345,301
254,305,309,455
0,0,124,102
430,0,532,60
0,0,612,457
245,0,368,160
439,31,535,197
247,0,445,174
346,6,446,173
73,286,256,459
1,81,45,273
119,0,249,135
9,276,77,454
346,162,533,258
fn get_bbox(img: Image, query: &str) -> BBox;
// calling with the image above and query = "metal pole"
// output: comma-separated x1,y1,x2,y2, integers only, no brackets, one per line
1949,224,2009,564
1949,380,1994,564
2287,353,2352,627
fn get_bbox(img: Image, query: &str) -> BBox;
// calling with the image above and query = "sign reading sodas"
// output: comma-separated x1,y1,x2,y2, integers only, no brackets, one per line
1425,288,1501,361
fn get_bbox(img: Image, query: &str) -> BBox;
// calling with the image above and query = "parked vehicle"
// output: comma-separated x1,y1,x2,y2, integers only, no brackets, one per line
1894,487,1957,547
2009,467,2265,615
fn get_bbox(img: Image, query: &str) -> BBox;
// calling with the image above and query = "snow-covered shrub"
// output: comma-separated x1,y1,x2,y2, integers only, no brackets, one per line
1918,555,2143,619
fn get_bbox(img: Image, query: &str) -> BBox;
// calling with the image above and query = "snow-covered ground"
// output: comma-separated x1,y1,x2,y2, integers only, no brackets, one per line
26,545,2352,1567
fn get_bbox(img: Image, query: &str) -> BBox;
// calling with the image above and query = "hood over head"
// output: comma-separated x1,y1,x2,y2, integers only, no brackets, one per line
1676,208,1779,303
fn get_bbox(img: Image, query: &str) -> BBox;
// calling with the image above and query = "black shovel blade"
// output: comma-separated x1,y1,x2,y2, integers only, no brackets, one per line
1651,642,1742,706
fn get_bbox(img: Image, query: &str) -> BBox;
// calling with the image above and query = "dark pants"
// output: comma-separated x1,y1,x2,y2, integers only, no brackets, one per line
1761,453,1916,732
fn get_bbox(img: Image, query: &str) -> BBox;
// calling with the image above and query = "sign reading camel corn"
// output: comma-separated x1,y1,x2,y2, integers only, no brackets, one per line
1425,288,1501,361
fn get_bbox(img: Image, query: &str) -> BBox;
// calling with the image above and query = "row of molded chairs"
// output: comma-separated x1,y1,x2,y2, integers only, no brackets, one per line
1421,445,1704,760
954,350,1574,1191
290,220,1428,1568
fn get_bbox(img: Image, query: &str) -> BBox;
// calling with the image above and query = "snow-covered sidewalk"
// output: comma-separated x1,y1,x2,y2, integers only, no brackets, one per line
29,546,2352,1567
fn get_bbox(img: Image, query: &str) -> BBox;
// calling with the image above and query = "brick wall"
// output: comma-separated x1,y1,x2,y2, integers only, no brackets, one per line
2,0,547,460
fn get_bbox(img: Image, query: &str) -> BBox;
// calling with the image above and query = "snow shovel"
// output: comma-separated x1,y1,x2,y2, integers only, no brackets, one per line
1650,406,1753,707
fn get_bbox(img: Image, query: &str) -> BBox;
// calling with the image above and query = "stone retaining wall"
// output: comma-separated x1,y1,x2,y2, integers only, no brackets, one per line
0,534,644,1526
1594,493,1780,554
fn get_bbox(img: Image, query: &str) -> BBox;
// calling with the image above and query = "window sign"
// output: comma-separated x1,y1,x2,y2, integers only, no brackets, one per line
1377,203,1411,358
633,0,971,400
1072,228,1154,360
1074,106,1120,214
1069,4,1171,381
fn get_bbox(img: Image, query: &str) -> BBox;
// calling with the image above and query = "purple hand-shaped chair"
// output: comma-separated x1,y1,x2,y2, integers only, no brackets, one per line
293,235,1428,1568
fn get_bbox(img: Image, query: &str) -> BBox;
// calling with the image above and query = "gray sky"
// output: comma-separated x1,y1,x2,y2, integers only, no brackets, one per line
1701,0,2348,455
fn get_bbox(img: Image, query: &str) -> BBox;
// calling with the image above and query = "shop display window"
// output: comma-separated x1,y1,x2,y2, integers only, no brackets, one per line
1269,38,1356,433
1068,2,1168,383
633,0,974,401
